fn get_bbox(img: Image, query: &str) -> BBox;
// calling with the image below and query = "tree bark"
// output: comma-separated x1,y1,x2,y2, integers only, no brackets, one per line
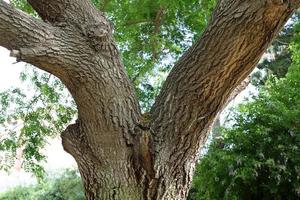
0,0,299,199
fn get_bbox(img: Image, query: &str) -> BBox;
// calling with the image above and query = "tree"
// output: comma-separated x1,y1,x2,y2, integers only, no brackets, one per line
0,0,299,199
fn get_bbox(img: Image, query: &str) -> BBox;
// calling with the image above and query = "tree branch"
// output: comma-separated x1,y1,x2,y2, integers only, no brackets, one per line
0,0,121,86
0,1,50,51
211,77,250,139
151,6,166,61
123,19,152,26
0,0,69,79
27,0,110,29
25,0,126,79
150,0,297,177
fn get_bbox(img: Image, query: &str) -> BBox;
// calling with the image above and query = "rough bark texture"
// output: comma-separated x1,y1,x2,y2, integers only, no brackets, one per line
0,0,299,199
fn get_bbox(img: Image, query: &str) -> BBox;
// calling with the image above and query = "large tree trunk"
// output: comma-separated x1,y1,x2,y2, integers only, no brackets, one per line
0,0,299,199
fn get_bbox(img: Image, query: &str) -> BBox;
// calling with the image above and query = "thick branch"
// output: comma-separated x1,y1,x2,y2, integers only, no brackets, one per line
25,0,127,84
0,1,50,51
0,0,71,79
27,0,110,29
150,0,298,182
0,0,122,89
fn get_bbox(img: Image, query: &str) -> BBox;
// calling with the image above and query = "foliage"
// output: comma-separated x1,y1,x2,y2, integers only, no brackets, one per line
188,35,300,199
0,68,76,179
0,169,84,200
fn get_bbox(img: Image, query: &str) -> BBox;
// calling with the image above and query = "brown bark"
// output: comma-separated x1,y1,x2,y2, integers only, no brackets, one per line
0,0,299,199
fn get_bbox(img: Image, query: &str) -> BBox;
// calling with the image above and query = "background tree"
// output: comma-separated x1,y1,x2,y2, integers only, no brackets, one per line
0,0,300,199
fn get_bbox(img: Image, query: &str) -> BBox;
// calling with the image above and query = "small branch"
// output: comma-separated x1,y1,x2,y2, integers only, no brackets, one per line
151,6,166,60
9,47,49,62
154,6,166,27
123,19,152,26
9,50,20,59
27,0,110,29
210,77,250,138
224,77,251,109
274,39,289,45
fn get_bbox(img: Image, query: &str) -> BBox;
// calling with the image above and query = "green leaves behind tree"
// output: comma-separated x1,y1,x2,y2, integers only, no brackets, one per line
0,169,84,200
188,34,300,200
0,67,76,179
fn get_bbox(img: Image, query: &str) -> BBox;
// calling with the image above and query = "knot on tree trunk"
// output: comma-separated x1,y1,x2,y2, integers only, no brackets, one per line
81,22,119,60
61,121,81,155
61,120,100,164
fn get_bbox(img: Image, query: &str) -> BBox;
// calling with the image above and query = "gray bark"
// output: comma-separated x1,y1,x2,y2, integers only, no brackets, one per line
0,0,299,199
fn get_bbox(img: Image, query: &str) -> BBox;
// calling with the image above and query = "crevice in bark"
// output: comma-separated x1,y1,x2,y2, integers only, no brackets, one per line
82,22,119,62
61,120,101,165
134,114,156,177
